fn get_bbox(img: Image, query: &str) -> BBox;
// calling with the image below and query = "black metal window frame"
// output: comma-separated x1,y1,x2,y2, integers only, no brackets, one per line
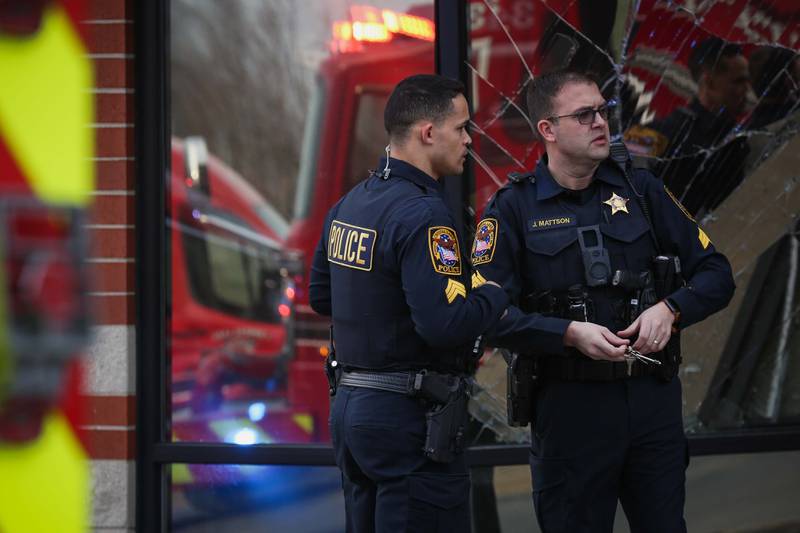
135,2,800,531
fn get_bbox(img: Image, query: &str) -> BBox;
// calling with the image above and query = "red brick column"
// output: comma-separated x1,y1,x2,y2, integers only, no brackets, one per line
80,1,137,531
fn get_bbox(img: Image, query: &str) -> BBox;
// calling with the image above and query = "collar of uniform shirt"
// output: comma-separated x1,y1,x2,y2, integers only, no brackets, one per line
534,155,625,201
379,157,444,194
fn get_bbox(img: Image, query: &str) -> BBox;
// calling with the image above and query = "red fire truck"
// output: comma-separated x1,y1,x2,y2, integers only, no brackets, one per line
169,137,299,414
169,137,340,511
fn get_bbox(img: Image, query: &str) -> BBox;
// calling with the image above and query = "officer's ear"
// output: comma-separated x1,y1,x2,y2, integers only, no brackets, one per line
418,121,436,146
538,119,556,143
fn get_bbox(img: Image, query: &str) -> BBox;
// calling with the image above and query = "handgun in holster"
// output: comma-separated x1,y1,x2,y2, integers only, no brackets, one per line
411,372,471,463
506,352,537,427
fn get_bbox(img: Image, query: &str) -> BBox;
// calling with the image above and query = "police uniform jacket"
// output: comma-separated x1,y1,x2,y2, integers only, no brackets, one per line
309,157,509,373
473,156,735,355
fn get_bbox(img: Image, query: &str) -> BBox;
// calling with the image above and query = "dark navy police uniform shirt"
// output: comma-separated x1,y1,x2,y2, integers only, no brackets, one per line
473,156,735,353
309,157,509,374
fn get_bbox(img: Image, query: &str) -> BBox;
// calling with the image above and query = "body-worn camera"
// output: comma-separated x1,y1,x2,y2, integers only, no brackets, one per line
577,225,612,287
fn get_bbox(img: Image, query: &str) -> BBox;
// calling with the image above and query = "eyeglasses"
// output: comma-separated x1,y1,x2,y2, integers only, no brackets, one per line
547,99,618,125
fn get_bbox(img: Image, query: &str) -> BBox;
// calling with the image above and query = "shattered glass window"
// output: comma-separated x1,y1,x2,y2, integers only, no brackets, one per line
466,0,800,443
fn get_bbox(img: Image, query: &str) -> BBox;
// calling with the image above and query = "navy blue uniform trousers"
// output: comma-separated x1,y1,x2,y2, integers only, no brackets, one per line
330,386,471,533
530,375,689,533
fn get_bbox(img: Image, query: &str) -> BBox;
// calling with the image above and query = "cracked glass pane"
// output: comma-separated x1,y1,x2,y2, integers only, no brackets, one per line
467,0,800,443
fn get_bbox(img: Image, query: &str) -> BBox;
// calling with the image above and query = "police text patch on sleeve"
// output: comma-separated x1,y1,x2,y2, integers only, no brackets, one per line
428,226,462,275
327,220,377,271
472,218,498,266
528,215,576,231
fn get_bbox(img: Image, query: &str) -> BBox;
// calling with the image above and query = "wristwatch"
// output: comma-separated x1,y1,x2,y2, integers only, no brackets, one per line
663,297,681,332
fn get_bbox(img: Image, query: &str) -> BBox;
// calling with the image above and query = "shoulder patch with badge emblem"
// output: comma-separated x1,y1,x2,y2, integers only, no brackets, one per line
623,124,669,157
472,218,498,266
428,226,462,275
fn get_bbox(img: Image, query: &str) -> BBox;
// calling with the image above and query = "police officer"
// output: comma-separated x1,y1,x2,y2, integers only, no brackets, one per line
648,37,751,217
473,71,735,532
309,74,509,533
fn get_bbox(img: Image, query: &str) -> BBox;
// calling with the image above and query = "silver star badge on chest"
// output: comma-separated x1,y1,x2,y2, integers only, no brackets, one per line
603,192,630,215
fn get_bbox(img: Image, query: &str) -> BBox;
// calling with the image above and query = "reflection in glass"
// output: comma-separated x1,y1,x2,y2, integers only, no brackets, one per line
171,464,344,532
169,1,435,444
465,0,800,440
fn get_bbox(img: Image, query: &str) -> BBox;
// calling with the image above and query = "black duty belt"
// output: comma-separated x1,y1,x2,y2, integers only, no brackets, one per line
339,370,465,404
339,371,416,395
540,355,661,382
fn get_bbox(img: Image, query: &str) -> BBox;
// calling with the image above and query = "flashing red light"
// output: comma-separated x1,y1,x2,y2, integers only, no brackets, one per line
278,304,291,318
331,5,434,50
285,286,296,300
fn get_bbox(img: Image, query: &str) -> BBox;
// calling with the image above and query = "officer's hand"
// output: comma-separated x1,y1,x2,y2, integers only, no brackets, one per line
564,321,629,362
617,302,675,355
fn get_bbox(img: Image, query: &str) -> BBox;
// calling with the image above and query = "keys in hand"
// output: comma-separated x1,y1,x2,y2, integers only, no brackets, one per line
625,346,662,365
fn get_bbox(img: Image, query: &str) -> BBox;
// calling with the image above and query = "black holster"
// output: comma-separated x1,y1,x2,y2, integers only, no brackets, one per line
506,352,537,427
411,372,471,463
653,255,684,380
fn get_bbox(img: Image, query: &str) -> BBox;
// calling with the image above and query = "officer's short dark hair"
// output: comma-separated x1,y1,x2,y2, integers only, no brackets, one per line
688,37,743,82
526,70,597,140
384,74,466,142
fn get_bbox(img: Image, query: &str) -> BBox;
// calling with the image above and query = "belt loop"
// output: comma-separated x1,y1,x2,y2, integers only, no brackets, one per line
412,371,424,394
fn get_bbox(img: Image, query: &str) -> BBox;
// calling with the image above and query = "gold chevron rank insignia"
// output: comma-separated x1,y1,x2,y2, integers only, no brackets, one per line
445,278,467,304
698,227,711,249
471,270,487,289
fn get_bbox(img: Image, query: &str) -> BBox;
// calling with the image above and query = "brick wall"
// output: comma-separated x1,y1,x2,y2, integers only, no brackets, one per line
80,0,137,531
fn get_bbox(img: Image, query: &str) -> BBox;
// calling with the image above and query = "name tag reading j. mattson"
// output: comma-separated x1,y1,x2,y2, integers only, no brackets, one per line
528,216,576,232
328,220,377,271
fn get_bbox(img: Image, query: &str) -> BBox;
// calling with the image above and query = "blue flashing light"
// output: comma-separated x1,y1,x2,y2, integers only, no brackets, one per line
248,402,267,422
230,428,258,446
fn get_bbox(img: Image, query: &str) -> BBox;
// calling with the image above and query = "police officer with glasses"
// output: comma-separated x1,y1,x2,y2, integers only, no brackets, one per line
472,70,735,533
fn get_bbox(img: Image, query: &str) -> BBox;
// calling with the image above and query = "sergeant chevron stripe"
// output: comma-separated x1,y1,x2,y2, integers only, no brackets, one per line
471,270,487,289
698,227,711,249
445,278,467,303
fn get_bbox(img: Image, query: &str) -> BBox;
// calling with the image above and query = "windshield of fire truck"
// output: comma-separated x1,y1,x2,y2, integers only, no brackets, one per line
180,213,284,324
